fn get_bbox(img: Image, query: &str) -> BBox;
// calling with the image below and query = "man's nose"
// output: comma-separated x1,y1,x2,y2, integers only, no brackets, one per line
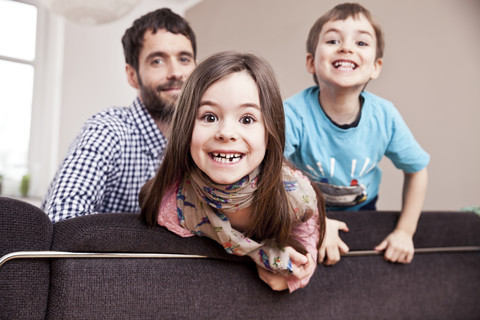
166,60,183,80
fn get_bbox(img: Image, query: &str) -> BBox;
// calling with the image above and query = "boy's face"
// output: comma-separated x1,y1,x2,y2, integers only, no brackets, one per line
307,14,382,90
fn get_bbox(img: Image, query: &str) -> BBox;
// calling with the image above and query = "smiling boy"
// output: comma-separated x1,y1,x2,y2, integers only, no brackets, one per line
284,3,429,264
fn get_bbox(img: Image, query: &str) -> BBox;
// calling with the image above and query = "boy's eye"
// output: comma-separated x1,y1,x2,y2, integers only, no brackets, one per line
240,115,255,125
202,113,217,123
326,39,339,45
357,41,368,47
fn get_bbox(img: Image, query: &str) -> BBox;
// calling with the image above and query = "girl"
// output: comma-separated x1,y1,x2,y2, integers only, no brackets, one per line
140,51,326,292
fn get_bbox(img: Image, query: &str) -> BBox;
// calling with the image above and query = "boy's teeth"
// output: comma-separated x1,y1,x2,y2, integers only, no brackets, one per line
334,61,356,68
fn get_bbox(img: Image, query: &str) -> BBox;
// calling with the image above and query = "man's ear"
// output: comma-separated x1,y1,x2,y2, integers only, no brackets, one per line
126,64,140,89
370,58,383,80
306,53,316,75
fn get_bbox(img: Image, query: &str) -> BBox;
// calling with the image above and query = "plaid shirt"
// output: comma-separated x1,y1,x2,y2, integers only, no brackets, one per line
42,98,167,222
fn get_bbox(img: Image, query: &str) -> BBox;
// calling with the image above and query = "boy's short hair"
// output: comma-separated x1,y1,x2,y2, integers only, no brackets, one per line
307,3,385,61
121,8,197,72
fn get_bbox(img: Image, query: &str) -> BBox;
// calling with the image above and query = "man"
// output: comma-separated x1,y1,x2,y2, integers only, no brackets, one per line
42,8,197,222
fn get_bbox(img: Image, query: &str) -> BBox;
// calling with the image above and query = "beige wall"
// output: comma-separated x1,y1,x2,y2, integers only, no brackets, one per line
186,0,480,211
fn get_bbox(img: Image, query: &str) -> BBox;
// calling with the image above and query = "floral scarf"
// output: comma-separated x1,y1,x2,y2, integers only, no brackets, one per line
176,164,317,275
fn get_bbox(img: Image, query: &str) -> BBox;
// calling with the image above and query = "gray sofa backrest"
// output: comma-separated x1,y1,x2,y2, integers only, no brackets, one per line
1,196,480,319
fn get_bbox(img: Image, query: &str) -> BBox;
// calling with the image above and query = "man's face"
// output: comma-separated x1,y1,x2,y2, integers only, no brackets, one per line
133,29,195,122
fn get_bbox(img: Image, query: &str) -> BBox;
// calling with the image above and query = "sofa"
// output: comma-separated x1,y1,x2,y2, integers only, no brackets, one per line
1,195,479,320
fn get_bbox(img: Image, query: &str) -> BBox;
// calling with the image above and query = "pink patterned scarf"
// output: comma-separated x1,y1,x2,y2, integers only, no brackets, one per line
176,164,317,275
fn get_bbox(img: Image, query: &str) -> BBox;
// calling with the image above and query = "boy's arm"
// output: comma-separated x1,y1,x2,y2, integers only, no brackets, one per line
318,218,349,265
375,167,428,263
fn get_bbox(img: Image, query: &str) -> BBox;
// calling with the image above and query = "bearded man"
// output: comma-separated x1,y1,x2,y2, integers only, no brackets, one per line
42,8,196,222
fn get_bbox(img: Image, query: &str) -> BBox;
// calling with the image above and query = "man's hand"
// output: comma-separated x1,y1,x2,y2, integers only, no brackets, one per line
375,229,414,263
318,218,349,265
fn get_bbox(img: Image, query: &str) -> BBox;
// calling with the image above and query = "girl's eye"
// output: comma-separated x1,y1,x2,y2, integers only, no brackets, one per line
357,41,368,47
240,115,255,125
202,113,217,123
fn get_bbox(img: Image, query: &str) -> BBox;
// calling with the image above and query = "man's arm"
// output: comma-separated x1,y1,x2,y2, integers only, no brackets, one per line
42,126,118,222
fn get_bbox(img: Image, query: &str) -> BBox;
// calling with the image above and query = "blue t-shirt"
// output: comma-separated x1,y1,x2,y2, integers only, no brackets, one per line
284,86,430,210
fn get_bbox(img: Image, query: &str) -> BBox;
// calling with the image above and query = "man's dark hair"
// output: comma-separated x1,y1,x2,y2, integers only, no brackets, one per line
121,8,197,72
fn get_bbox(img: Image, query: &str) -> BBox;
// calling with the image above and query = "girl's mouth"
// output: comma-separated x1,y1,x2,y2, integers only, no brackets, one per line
210,152,244,164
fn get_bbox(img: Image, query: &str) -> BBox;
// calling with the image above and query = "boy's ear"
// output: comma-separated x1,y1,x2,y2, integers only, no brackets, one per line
126,64,140,89
370,58,383,80
306,53,316,75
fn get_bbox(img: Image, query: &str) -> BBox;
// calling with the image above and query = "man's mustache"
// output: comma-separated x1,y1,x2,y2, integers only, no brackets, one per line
156,80,184,92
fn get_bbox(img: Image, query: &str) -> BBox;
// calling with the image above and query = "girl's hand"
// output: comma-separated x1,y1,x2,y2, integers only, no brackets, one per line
375,229,414,264
318,218,349,265
256,247,315,291
257,265,288,291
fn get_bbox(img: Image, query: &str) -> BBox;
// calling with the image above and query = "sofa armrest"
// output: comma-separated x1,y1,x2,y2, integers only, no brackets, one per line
0,196,52,320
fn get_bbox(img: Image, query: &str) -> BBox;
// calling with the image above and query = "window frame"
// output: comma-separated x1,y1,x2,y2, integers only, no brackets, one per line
0,0,65,199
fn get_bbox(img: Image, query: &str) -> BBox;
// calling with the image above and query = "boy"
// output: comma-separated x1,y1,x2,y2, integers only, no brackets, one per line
284,3,429,264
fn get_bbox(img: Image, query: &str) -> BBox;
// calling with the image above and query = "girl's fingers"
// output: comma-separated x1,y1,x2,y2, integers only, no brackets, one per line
285,246,308,265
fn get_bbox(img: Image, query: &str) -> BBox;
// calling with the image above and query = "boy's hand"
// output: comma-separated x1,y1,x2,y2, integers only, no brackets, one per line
257,247,315,291
318,218,349,265
375,229,414,263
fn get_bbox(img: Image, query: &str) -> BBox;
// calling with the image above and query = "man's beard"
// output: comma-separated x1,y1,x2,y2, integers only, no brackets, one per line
139,79,183,123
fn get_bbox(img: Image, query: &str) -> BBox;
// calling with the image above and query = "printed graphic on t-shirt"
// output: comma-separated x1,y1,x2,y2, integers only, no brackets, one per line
306,157,375,207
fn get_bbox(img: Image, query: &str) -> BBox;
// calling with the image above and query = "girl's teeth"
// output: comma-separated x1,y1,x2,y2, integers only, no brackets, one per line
212,153,242,163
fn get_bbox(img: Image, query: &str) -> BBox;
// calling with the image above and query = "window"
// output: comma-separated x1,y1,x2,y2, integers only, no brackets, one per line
0,0,38,196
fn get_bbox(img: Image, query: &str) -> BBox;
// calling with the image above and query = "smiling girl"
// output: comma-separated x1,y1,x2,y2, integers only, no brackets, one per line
140,51,326,292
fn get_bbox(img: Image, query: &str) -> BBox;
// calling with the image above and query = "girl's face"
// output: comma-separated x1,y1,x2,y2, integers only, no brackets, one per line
190,71,267,185
307,14,382,90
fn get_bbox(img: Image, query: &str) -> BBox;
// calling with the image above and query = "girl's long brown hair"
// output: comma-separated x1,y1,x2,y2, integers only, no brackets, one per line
140,51,325,252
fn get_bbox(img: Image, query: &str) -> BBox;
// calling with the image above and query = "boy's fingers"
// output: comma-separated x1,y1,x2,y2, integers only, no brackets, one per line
375,240,388,252
324,247,340,265
318,247,326,263
339,240,350,254
337,221,349,232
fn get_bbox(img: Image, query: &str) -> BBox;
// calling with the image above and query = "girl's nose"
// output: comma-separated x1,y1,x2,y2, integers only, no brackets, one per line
214,122,239,141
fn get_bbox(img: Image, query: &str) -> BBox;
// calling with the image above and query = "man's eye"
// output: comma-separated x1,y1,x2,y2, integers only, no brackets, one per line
152,58,164,65
240,115,255,125
202,114,217,122
180,56,192,64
